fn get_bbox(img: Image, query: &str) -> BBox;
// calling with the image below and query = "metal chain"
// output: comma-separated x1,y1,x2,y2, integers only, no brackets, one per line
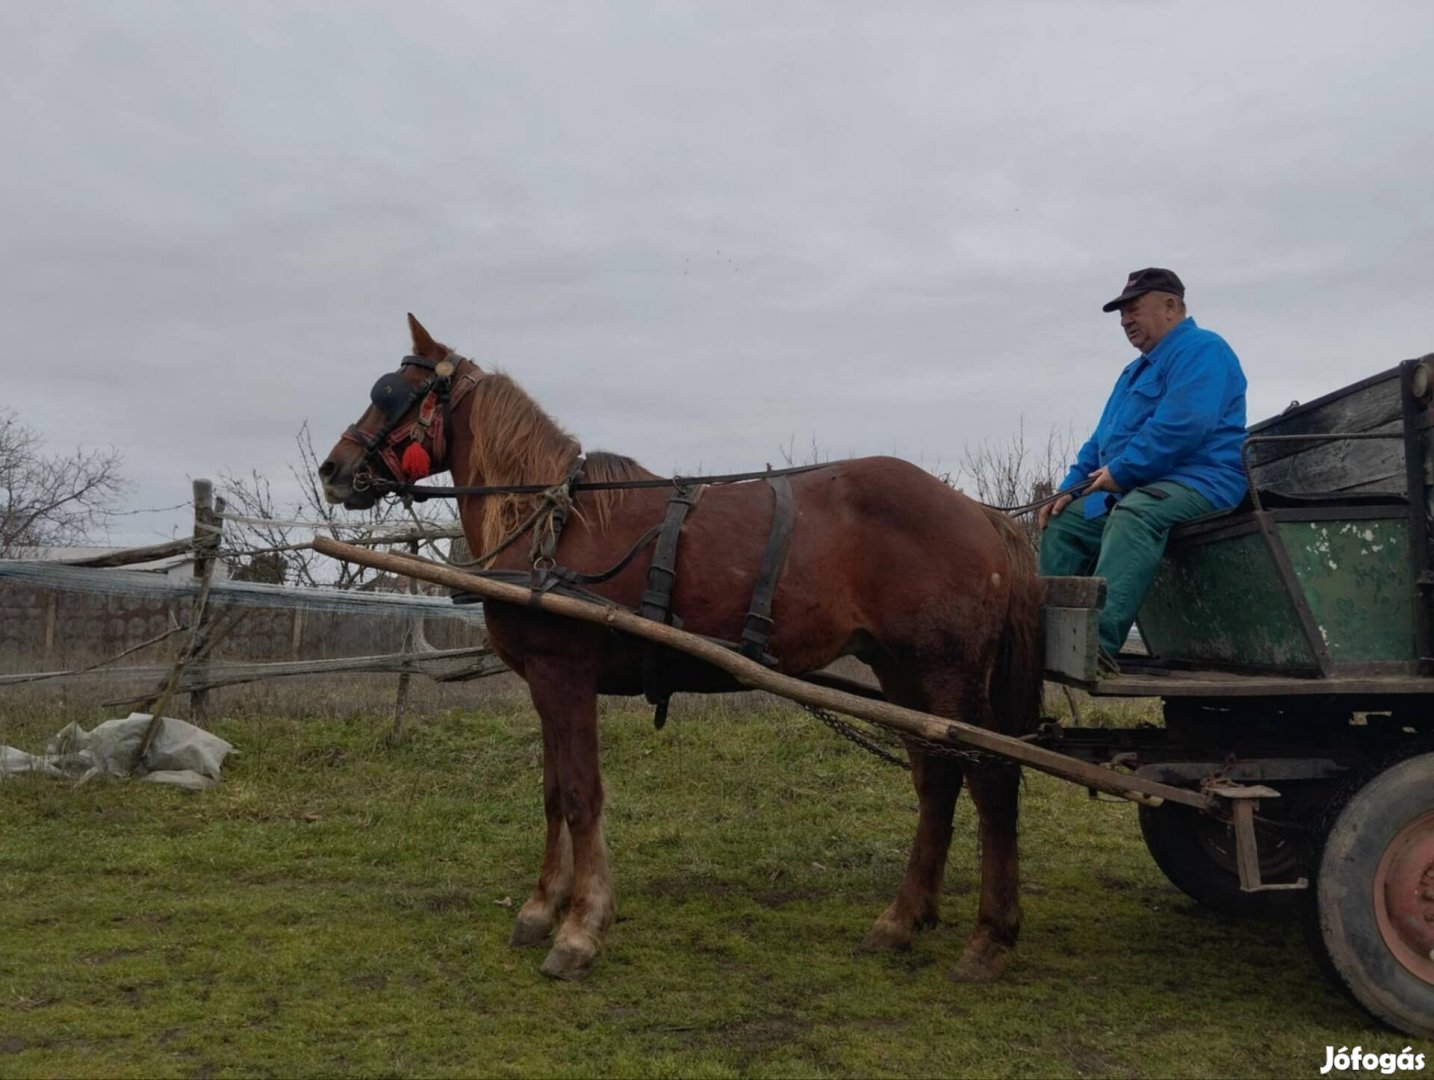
800,703,999,768
802,703,911,769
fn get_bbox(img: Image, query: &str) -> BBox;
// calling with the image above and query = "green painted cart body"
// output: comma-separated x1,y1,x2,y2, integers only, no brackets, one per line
1038,356,1434,1040
1046,357,1434,693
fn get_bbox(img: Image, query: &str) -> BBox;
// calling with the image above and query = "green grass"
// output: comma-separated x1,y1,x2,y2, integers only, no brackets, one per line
1,694,1428,1078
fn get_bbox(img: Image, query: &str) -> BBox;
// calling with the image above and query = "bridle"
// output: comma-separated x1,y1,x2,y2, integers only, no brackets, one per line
341,352,480,491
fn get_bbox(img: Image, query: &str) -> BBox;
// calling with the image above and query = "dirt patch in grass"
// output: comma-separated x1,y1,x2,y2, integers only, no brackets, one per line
81,946,147,965
750,886,826,908
641,874,867,911
719,1015,812,1065
421,888,473,912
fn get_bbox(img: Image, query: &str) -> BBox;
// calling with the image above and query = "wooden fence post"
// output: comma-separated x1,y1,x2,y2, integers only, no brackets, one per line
43,592,58,657
189,479,223,725
388,539,420,747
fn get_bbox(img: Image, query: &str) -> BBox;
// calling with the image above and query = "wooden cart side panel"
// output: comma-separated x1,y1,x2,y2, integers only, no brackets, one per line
1138,528,1321,672
1245,368,1405,495
1042,606,1100,684
1276,519,1416,663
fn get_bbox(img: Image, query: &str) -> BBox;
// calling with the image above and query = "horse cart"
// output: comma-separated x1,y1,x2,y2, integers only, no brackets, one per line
317,330,1434,1041
1038,356,1434,1039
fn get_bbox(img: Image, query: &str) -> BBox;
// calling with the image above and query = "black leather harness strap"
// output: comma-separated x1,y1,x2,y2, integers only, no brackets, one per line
448,470,799,727
740,475,796,664
639,485,703,623
546,524,661,589
640,483,704,728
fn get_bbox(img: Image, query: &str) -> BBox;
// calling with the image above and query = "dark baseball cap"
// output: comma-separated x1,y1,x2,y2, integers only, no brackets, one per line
1102,267,1185,312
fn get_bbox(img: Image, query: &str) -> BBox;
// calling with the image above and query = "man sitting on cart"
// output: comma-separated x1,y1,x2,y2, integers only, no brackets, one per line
1037,267,1248,670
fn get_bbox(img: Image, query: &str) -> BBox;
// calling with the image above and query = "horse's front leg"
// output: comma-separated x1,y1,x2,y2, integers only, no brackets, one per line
522,660,613,980
510,717,573,947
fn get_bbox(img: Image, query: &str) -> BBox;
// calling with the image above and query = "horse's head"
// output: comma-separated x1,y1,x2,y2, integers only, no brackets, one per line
319,314,479,509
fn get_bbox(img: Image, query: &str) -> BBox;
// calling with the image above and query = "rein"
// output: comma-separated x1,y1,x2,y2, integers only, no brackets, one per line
994,481,1093,518
372,462,830,501
388,469,1090,518
343,350,1088,518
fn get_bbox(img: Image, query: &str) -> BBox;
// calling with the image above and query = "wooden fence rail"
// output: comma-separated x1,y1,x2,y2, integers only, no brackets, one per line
0,560,487,621
1,645,501,691
0,479,503,741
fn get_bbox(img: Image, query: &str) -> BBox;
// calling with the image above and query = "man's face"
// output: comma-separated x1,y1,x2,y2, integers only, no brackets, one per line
1118,291,1182,354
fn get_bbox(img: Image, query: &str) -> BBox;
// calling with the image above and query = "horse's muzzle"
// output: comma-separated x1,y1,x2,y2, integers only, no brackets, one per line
342,491,378,510
319,459,378,510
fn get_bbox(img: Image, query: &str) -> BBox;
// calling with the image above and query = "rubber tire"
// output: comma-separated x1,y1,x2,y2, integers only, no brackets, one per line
1138,802,1303,918
1308,751,1434,1040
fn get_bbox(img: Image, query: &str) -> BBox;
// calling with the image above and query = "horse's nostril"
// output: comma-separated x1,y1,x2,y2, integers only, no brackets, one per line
319,460,336,480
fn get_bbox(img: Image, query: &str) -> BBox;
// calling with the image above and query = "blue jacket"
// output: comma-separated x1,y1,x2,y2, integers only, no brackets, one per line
1062,317,1248,510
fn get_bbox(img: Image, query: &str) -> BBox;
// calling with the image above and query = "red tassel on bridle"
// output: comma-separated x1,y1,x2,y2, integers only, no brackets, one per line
400,442,432,480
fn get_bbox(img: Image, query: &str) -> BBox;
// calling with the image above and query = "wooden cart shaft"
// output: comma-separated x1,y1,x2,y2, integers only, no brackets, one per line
312,536,1210,810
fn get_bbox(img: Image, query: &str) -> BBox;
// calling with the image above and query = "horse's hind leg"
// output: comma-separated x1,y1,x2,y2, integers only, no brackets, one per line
951,761,1022,982
860,748,963,952
510,718,574,947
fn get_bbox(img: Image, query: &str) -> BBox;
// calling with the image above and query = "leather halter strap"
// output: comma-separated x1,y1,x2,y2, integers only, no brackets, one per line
341,353,480,485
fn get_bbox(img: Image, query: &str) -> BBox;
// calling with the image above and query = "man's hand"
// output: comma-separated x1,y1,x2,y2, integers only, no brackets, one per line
1086,466,1122,494
1037,493,1075,530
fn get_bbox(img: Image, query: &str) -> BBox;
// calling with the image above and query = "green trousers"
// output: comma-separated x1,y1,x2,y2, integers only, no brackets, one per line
1038,482,1215,655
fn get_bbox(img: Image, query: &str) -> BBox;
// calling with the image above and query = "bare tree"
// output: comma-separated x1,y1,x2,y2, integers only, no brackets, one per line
957,419,1077,547
220,421,456,587
0,408,125,556
765,422,1077,552
775,433,837,470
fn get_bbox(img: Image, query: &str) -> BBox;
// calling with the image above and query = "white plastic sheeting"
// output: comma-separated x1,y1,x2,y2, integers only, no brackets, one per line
0,713,234,791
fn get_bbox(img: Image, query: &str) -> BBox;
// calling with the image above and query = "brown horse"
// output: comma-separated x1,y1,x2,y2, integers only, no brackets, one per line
320,315,1044,982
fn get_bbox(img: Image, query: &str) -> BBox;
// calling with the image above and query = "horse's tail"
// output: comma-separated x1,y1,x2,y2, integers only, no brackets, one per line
982,507,1044,736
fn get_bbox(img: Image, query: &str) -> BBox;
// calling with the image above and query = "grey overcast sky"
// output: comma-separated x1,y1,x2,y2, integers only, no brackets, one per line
2,2,1431,545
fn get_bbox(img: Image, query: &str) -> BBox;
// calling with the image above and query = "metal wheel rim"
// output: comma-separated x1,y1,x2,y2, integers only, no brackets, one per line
1374,808,1434,985
1194,813,1299,879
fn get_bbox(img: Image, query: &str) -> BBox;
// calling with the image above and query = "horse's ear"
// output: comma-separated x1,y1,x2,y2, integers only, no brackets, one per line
407,313,437,355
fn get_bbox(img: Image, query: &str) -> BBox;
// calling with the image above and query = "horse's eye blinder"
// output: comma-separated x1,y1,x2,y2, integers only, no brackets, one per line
370,372,419,423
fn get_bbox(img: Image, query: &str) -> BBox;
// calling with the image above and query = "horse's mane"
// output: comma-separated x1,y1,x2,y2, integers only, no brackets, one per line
465,370,654,558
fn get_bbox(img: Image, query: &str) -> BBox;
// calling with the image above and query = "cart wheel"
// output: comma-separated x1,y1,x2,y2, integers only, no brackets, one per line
1138,802,1303,917
1309,751,1434,1039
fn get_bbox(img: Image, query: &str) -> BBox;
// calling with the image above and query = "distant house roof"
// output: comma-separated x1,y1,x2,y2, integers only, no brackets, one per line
357,570,446,597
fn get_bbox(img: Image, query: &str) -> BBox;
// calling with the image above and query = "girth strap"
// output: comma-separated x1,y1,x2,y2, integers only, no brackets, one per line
641,484,704,728
740,475,796,664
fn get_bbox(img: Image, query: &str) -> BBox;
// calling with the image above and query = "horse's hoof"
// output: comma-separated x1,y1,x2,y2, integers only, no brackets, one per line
540,939,596,980
858,920,912,954
509,914,552,948
948,939,1012,983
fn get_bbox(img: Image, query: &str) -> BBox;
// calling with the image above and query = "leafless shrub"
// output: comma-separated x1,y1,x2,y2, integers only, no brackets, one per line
774,433,836,469
957,419,1078,548
0,408,125,556
220,421,456,588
